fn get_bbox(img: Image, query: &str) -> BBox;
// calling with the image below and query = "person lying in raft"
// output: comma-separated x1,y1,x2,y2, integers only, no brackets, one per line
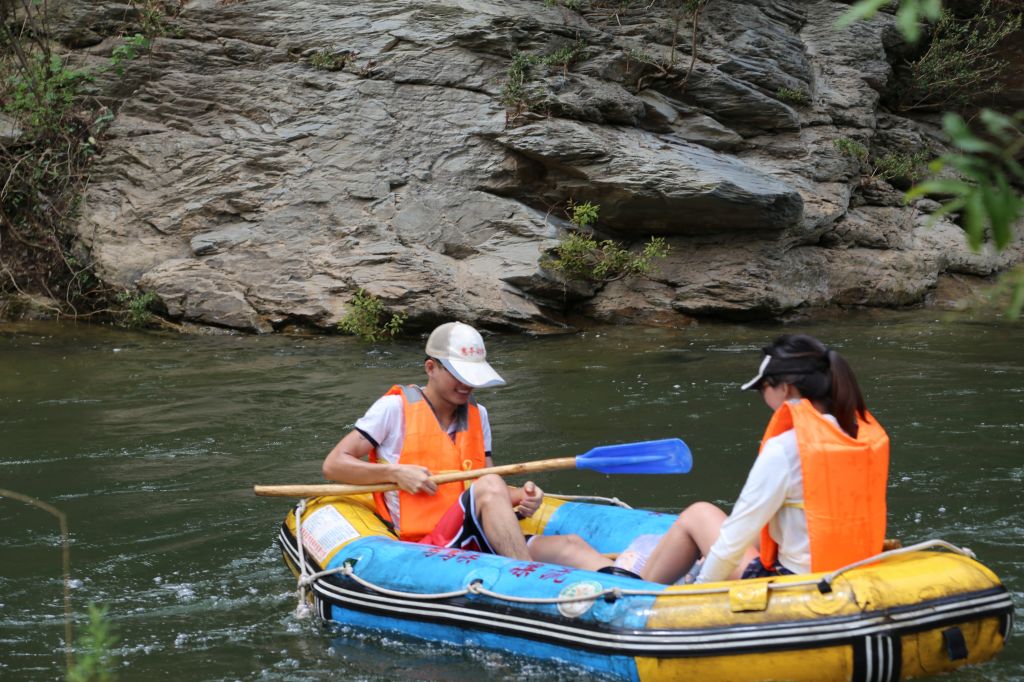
628,334,890,584
322,321,618,573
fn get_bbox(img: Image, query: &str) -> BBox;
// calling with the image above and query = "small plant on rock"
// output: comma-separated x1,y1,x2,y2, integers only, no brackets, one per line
115,290,158,328
110,34,151,75
339,289,407,342
543,201,670,283
834,137,869,162
893,0,1021,112
871,151,929,184
544,0,583,9
500,40,586,124
776,86,810,107
309,50,350,71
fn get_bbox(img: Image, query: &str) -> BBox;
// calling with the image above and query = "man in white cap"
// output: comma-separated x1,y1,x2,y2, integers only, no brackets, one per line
322,321,615,570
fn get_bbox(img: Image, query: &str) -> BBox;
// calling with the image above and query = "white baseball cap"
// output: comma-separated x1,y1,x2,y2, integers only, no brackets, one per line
425,322,506,388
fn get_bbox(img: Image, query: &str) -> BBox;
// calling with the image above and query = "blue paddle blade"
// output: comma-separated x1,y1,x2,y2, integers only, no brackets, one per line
575,438,692,475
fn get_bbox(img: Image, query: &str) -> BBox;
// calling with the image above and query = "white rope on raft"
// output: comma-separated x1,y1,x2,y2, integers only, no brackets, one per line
293,499,312,619
545,493,633,509
289,497,978,608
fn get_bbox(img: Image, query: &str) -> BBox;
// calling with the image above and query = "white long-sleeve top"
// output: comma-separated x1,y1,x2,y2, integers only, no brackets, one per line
694,416,840,583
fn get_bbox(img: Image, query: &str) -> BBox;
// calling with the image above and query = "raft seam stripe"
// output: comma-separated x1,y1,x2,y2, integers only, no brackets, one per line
306,578,1012,653
318,587,1012,655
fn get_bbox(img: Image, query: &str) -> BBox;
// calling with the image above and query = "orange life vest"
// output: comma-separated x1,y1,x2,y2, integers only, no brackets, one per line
369,385,486,541
758,399,889,572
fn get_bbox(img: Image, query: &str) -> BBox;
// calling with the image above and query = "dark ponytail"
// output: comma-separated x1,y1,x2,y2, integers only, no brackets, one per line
760,335,868,437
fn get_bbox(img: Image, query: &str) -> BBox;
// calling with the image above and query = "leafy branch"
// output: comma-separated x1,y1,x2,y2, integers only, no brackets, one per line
836,0,942,43
543,201,671,282
843,0,1024,319
338,288,407,342
906,110,1023,252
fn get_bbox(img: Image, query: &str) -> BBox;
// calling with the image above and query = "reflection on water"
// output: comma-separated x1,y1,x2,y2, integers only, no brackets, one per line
1,314,1021,680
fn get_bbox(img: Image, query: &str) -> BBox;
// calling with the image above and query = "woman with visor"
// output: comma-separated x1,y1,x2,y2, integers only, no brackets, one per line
629,334,890,585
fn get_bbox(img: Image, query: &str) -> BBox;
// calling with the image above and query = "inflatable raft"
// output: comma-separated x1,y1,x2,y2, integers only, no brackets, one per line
278,494,1014,681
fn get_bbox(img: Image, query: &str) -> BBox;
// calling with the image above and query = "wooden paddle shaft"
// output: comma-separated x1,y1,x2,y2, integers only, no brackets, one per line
253,456,578,497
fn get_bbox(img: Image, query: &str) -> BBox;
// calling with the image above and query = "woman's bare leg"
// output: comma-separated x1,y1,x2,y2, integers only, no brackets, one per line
641,502,729,584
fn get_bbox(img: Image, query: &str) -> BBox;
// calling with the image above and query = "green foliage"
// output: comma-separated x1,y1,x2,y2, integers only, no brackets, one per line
500,52,540,108
546,233,670,281
776,87,810,107
501,40,586,118
569,200,600,229
543,201,671,282
837,0,942,43
841,1,1023,321
895,1,1021,111
110,34,151,76
338,289,407,342
0,1,163,322
871,150,929,183
309,50,350,71
834,137,869,162
906,109,1023,252
115,291,158,327
544,0,583,9
3,53,92,134
541,39,586,74
66,604,118,682
132,0,183,38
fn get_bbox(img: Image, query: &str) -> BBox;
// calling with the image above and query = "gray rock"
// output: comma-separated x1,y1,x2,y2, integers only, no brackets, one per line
493,118,804,234
31,0,1016,333
0,113,22,145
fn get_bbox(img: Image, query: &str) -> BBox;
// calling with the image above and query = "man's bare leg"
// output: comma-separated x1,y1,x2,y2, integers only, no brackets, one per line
471,474,531,561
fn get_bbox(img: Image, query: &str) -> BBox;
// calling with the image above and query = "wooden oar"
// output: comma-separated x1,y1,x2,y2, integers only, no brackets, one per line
253,438,691,498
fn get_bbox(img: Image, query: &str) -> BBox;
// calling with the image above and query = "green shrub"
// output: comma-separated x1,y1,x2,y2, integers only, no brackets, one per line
569,200,599,229
834,137,869,162
543,201,671,282
548,233,670,281
907,109,1024,252
338,289,407,342
0,1,159,321
500,40,585,118
66,603,118,682
500,52,541,108
776,86,810,107
3,53,92,134
115,291,158,328
309,50,350,71
838,0,943,43
894,0,1021,111
871,151,929,183
544,0,583,10
110,34,151,76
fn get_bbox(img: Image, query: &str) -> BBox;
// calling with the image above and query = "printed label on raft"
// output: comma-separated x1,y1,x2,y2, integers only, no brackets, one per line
557,580,602,619
301,506,359,565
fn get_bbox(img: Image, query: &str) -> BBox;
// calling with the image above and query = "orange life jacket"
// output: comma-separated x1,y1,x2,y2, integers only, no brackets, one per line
759,399,889,572
369,385,486,541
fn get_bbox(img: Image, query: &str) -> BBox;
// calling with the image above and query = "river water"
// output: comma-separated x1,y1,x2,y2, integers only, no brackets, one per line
1,313,1021,681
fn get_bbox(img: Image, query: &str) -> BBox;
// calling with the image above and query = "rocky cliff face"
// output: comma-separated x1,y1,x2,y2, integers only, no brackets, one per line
55,0,1021,332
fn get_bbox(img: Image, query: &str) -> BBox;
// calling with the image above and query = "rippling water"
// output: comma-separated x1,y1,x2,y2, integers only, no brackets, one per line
1,313,1021,680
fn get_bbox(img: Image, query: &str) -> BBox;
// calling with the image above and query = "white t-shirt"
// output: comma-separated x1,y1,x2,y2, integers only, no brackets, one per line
354,389,492,532
695,415,838,583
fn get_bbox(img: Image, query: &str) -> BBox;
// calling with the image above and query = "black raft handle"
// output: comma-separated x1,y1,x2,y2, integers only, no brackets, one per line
942,626,969,661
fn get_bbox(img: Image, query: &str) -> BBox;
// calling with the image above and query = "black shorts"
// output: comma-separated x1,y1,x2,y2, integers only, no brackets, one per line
418,488,496,553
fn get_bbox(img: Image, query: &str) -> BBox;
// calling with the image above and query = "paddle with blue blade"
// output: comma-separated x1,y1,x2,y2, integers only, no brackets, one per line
253,438,691,497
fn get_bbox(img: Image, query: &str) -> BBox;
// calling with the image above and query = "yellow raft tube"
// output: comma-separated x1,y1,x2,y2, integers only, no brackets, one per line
278,494,1014,682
